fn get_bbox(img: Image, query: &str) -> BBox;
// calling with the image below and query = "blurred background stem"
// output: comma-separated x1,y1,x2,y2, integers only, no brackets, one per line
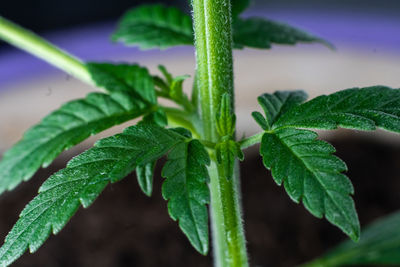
0,16,94,86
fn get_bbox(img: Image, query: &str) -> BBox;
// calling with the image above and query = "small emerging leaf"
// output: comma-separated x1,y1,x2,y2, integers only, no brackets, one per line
162,139,211,255
158,65,173,85
215,93,243,179
112,4,193,49
216,93,236,137
153,65,192,110
0,124,184,266
260,128,360,241
274,86,400,133
170,75,190,101
0,91,148,195
233,18,333,50
216,140,244,179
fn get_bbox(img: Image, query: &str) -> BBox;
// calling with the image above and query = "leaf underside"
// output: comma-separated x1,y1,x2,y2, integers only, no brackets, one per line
260,128,360,240
274,86,400,133
0,125,184,266
162,139,210,255
0,91,147,194
112,4,330,50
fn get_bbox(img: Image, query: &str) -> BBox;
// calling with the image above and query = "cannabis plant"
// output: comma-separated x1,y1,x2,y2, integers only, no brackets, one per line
0,0,399,266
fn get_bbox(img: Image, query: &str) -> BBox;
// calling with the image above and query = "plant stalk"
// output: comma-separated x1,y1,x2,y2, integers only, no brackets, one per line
192,0,249,266
1,10,249,266
0,16,94,86
192,0,235,142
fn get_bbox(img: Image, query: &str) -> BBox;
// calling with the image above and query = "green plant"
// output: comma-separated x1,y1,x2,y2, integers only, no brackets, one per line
0,0,399,266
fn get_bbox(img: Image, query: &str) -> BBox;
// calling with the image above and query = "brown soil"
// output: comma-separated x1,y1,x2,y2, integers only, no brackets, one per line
0,136,399,267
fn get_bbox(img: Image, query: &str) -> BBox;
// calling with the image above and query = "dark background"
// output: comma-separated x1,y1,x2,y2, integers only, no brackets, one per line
1,0,400,33
4,0,186,34
0,139,399,266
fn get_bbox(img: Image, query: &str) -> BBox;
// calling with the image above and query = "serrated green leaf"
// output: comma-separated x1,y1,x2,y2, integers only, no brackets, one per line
140,109,168,128
308,210,400,266
260,128,360,241
233,17,333,50
216,140,244,180
113,4,329,51
161,139,210,255
0,124,184,266
170,75,190,101
254,90,308,130
274,86,400,133
0,91,149,195
87,63,157,104
112,4,193,49
135,109,168,197
170,127,193,139
231,0,251,19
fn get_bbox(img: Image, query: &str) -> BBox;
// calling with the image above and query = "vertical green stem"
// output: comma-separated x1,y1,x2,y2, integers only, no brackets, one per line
210,161,248,267
192,1,248,266
1,8,249,266
192,0,235,142
0,16,94,86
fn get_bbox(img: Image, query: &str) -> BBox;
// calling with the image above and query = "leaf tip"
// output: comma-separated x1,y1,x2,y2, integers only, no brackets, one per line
189,231,209,256
348,222,361,243
198,244,209,256
143,190,152,197
252,111,268,130
320,39,336,51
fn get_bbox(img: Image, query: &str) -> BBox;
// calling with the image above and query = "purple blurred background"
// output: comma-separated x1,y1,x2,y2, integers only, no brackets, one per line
0,0,399,89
